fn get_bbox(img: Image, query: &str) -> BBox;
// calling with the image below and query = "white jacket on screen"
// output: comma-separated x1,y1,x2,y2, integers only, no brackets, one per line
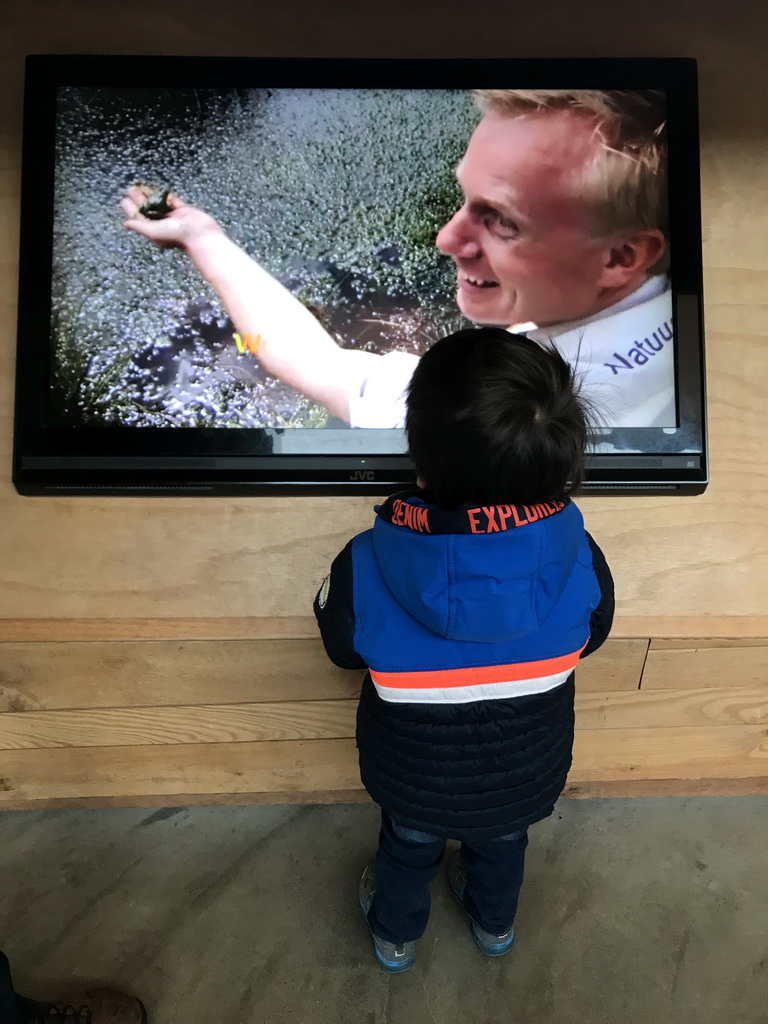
347,275,674,430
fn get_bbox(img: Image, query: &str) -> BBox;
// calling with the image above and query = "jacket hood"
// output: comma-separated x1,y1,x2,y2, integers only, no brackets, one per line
372,491,585,644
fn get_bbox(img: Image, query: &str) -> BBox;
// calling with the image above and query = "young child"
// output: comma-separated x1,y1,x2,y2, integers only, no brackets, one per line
313,326,614,973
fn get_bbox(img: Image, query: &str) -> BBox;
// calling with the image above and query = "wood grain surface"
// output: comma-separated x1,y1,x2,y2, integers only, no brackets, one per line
0,639,364,711
642,644,768,689
1,685,766,751
0,637,644,713
0,722,766,808
0,638,764,809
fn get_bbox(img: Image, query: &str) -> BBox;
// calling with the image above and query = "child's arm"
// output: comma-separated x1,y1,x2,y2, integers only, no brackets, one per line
313,541,367,670
580,533,615,658
121,188,383,423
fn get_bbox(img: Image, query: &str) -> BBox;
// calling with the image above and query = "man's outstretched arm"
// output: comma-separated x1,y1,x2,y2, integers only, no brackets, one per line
122,188,383,422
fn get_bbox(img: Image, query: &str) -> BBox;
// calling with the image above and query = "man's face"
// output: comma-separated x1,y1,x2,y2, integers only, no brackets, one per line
436,111,620,328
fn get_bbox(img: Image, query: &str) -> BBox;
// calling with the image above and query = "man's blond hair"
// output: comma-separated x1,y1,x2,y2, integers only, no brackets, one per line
473,89,668,274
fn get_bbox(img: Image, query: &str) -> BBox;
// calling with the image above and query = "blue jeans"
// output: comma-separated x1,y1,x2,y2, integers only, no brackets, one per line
367,812,529,943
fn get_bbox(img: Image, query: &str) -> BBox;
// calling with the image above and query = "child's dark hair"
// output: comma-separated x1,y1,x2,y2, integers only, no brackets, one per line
405,327,589,509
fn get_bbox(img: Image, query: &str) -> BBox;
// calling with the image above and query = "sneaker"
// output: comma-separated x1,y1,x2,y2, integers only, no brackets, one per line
447,850,515,957
26,988,147,1023
358,865,416,973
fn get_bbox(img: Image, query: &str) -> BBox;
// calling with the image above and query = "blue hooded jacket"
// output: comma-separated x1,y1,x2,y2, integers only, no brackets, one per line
353,493,601,705
315,490,614,839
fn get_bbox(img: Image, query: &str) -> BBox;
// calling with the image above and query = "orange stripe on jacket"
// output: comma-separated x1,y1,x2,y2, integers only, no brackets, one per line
370,644,587,690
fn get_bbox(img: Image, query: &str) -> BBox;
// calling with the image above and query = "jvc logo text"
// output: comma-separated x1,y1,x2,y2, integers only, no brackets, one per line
350,470,375,481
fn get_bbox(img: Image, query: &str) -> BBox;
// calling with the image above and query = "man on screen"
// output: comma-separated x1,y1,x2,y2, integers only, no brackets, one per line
122,89,673,430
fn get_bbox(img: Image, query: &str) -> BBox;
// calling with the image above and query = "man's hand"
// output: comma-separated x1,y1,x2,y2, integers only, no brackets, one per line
120,186,223,251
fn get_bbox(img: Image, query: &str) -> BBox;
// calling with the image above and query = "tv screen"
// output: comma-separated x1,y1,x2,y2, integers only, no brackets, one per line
13,56,708,495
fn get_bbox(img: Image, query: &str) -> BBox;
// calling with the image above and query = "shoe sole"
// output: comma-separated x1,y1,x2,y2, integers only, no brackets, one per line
472,932,515,957
374,949,415,973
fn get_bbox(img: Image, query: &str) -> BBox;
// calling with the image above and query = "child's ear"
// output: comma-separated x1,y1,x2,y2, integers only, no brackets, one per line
416,474,427,489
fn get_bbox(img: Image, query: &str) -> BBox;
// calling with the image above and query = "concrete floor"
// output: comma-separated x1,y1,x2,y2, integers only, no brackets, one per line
1,797,766,1024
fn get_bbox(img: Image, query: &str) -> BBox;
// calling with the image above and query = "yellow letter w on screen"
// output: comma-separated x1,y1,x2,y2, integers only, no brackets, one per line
234,333,263,355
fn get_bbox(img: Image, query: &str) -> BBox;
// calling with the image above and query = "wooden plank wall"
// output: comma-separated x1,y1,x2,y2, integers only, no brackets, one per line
0,638,766,809
0,0,767,809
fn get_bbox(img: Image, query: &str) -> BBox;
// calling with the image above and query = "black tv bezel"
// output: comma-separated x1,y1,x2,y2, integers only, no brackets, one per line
13,54,708,497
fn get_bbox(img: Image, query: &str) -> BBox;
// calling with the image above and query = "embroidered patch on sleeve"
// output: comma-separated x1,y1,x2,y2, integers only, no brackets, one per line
317,574,331,609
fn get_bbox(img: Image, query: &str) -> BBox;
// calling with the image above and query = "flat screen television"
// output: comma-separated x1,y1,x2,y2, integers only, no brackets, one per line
13,55,708,496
